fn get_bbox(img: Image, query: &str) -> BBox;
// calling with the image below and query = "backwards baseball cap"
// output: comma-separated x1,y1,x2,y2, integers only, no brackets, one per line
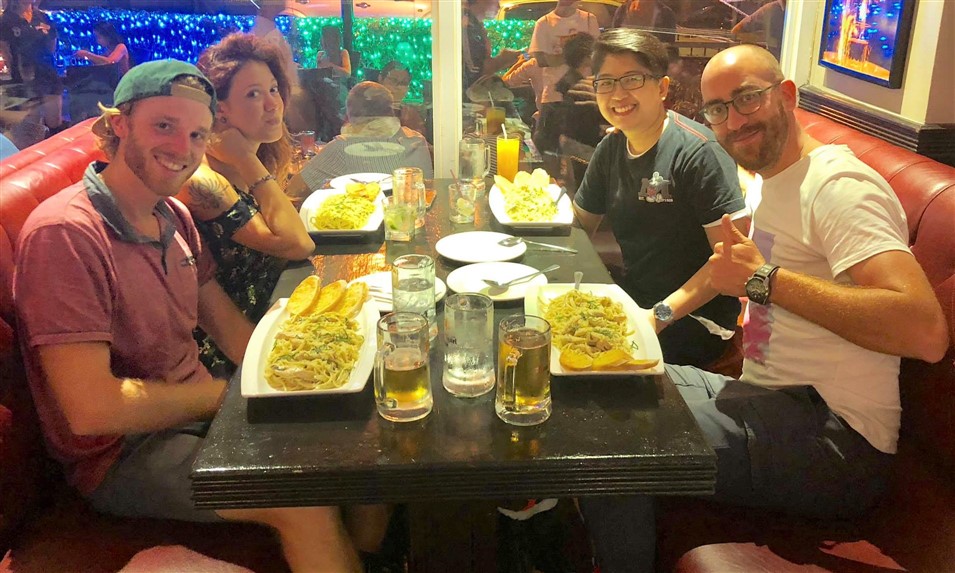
92,59,217,137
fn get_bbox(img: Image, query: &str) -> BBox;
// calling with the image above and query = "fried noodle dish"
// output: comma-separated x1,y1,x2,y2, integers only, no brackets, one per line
265,312,364,391
543,289,632,357
311,193,376,230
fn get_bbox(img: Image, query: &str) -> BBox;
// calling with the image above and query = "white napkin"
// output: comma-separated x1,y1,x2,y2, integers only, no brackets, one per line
689,314,736,340
119,546,255,573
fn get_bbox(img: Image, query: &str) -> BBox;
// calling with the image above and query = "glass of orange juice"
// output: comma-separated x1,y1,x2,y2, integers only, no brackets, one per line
496,134,521,182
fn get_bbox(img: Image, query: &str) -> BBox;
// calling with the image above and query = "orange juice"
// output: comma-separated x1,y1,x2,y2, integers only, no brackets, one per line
496,135,520,182
486,106,505,135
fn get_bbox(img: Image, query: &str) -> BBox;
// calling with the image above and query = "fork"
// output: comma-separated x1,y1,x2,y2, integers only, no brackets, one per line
483,264,559,290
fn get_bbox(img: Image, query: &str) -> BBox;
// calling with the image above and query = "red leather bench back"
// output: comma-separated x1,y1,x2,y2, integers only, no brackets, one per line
796,108,955,471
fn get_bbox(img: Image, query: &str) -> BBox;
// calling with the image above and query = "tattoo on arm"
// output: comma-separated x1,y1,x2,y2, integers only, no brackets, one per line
188,175,228,212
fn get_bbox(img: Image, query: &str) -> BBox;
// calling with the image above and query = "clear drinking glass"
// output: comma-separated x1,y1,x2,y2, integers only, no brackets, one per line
382,196,416,241
458,137,489,195
392,254,437,340
392,167,426,229
375,312,432,422
486,106,505,135
448,182,478,224
296,130,316,158
496,134,521,182
443,293,495,398
495,315,552,426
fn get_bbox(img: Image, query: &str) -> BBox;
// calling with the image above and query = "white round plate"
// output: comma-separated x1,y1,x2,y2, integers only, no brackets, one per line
352,272,447,313
446,262,549,302
328,173,392,192
434,231,526,264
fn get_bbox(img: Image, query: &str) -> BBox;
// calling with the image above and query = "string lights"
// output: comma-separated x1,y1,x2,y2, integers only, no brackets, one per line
48,9,534,102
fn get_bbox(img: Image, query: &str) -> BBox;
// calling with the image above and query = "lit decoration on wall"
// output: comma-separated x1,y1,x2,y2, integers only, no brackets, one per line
818,0,916,88
48,9,534,102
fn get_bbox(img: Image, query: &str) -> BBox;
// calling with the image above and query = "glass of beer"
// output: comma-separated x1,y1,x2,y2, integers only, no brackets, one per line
443,293,495,397
486,106,505,135
495,315,552,426
375,312,432,422
496,134,521,182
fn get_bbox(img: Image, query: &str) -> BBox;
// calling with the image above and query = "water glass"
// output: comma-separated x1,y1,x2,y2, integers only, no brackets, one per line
375,312,432,422
496,134,521,182
448,182,478,224
382,196,416,241
495,315,552,426
458,137,489,195
443,293,495,398
392,254,437,340
392,167,426,229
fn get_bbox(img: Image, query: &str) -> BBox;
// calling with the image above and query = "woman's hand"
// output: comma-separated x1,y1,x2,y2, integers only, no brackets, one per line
206,127,257,166
75,49,91,59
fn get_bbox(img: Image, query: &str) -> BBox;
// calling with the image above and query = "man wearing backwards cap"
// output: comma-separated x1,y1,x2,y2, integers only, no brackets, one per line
14,60,364,572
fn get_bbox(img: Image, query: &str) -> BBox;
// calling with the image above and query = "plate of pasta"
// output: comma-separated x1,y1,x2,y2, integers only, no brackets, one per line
525,283,664,376
488,171,574,228
240,279,379,397
299,188,384,236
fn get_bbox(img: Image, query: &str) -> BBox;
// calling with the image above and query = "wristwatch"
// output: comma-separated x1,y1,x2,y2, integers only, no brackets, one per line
652,301,674,324
745,264,780,305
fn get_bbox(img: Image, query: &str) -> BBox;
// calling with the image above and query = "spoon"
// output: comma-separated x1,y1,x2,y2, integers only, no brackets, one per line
498,236,578,254
483,264,560,290
574,271,583,290
553,186,569,207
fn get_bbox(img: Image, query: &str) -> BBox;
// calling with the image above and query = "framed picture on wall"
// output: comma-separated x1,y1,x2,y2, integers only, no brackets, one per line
818,0,918,88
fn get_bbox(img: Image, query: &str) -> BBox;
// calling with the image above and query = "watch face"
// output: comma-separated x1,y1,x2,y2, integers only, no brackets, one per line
746,277,769,304
654,304,673,322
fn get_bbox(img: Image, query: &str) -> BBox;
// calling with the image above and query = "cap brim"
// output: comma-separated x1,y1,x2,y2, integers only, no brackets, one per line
90,114,112,138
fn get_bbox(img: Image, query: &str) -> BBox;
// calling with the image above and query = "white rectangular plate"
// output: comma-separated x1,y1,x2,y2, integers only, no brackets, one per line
524,283,665,376
240,297,379,397
488,183,574,229
299,188,384,236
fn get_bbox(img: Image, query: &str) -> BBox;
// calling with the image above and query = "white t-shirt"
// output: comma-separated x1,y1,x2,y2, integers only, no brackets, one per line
741,145,910,454
529,10,599,103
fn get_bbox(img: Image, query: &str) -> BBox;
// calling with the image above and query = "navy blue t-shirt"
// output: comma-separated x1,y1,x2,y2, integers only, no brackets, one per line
574,111,745,329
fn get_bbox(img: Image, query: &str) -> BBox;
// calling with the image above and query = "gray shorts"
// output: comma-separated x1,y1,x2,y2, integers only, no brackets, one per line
85,422,222,522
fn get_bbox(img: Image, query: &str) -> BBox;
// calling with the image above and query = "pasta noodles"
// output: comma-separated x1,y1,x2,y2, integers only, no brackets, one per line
543,290,633,357
265,312,364,391
312,194,376,230
495,169,558,222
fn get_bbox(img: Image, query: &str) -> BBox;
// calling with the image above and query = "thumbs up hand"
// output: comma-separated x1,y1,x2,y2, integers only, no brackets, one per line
708,214,765,297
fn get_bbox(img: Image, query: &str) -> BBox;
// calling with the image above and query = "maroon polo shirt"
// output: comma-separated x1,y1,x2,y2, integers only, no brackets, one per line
14,162,217,495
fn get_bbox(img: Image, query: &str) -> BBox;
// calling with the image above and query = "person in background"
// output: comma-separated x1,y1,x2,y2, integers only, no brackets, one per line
0,131,18,160
578,43,949,573
14,59,373,573
572,29,747,368
316,25,351,78
379,60,427,137
502,53,544,124
554,32,604,149
528,0,599,176
74,21,130,77
463,0,521,89
288,81,433,195
0,0,61,130
732,0,787,61
250,0,298,89
176,33,313,379
611,0,677,43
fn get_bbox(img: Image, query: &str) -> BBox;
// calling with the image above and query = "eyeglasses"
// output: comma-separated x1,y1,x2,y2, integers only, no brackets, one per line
592,73,659,95
701,82,782,125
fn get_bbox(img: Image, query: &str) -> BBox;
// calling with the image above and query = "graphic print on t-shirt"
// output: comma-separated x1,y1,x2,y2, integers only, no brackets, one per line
638,171,673,203
742,227,775,364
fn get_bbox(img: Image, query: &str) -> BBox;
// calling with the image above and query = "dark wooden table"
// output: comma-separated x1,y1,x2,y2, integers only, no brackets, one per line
191,180,715,570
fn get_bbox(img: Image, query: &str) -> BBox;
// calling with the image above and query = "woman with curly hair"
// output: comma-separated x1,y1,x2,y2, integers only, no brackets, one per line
177,32,314,378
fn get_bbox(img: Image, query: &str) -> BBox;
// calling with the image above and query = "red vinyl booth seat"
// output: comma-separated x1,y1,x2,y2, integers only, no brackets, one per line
0,121,287,573
659,109,955,573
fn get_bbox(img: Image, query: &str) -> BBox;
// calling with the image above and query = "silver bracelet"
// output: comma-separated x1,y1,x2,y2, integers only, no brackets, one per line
248,173,276,194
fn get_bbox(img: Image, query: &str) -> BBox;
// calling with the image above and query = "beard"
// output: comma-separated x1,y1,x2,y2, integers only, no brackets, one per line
123,128,196,198
721,100,789,173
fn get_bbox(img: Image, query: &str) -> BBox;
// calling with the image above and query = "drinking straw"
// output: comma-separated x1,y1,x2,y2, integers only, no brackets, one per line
502,122,508,139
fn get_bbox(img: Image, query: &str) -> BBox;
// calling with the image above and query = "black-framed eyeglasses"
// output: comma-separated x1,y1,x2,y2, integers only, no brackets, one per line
701,81,782,125
592,73,659,95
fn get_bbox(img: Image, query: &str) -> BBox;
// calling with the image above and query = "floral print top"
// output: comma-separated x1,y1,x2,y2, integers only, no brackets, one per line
194,189,287,379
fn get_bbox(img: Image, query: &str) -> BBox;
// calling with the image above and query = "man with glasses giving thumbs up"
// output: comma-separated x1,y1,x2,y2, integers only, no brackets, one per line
577,44,949,573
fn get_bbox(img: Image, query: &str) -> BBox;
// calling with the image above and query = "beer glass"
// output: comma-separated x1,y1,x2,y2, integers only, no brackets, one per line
458,137,489,195
392,167,426,229
495,315,552,426
392,254,437,340
443,293,495,397
375,312,432,422
448,182,478,224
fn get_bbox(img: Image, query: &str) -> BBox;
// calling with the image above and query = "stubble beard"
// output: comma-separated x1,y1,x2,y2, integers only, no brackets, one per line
723,100,789,173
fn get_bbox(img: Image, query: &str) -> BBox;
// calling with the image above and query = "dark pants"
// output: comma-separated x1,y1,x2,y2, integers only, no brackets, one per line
657,315,731,368
578,365,893,573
